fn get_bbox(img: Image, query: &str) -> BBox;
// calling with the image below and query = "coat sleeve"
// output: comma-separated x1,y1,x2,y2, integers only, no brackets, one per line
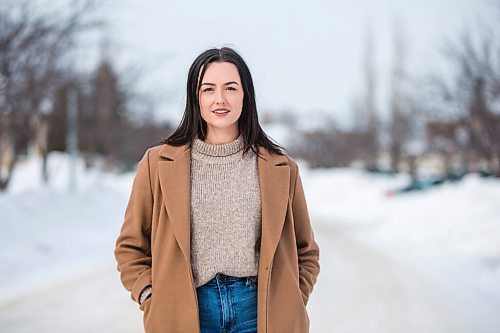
114,149,153,304
291,163,320,306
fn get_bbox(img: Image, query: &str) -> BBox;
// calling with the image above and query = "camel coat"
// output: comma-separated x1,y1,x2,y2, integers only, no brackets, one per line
114,142,320,333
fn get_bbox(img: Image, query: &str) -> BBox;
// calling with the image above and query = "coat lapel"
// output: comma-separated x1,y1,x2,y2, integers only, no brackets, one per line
257,147,290,268
157,143,291,269
158,144,192,262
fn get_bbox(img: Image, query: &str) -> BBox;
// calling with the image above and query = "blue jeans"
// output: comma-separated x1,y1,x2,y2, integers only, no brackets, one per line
196,273,258,333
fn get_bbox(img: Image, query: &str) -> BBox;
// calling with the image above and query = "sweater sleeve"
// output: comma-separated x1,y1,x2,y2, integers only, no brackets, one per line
291,163,320,306
114,149,153,304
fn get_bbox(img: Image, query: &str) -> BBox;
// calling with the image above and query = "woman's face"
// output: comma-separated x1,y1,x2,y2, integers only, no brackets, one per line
198,61,244,138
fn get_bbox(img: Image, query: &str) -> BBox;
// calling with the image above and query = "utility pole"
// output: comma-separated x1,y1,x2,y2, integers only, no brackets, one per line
67,88,79,193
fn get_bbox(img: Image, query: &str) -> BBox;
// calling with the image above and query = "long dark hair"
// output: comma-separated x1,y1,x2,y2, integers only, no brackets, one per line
161,47,285,157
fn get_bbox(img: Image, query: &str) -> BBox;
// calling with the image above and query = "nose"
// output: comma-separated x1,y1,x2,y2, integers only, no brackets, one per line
215,89,226,105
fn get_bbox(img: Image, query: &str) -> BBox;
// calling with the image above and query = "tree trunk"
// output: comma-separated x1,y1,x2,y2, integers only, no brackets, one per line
0,125,16,191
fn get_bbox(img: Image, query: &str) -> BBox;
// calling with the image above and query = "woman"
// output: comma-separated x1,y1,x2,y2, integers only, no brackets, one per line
114,47,320,333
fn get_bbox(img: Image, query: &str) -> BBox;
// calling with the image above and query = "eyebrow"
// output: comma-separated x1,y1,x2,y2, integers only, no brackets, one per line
200,81,240,86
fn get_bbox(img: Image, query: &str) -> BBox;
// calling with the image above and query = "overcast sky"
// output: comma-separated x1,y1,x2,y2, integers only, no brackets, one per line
77,0,496,126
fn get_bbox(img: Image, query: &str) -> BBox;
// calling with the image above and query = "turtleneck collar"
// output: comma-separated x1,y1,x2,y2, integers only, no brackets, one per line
192,134,244,157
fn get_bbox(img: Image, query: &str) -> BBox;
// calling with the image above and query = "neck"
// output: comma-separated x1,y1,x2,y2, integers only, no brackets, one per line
205,128,239,145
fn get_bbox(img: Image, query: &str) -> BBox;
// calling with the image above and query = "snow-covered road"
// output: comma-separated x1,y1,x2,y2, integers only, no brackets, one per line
2,221,498,332
0,259,143,333
309,222,500,333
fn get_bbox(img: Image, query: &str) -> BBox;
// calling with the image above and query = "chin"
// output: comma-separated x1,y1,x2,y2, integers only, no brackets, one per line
207,122,239,131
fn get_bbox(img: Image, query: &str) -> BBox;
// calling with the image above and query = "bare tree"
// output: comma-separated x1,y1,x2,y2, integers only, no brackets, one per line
0,0,101,190
430,25,500,176
353,25,379,169
289,116,373,168
388,22,413,173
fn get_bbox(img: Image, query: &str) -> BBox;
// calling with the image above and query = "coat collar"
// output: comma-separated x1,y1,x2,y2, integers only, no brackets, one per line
157,143,290,270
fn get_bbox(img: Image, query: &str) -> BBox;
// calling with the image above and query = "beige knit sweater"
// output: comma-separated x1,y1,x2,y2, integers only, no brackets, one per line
190,134,262,287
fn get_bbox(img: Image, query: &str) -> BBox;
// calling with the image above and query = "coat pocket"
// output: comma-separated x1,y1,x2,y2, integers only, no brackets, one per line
141,296,153,331
139,296,152,312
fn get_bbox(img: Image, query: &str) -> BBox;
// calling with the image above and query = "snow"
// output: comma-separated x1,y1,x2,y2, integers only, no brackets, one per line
301,166,500,332
1,152,499,332
0,153,134,305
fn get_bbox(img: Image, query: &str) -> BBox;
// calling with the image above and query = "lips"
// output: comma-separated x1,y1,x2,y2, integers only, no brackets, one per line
212,109,230,118
212,108,230,114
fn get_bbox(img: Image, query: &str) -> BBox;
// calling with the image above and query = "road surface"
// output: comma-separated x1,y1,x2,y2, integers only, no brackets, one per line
1,223,499,332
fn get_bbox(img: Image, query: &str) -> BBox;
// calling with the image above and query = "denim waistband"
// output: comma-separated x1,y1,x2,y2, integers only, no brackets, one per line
203,273,257,286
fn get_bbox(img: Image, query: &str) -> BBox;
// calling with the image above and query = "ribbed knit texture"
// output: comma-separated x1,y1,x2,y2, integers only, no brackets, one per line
190,134,261,287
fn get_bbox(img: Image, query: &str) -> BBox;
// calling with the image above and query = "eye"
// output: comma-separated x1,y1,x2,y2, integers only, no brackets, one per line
201,87,214,92
226,86,237,91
